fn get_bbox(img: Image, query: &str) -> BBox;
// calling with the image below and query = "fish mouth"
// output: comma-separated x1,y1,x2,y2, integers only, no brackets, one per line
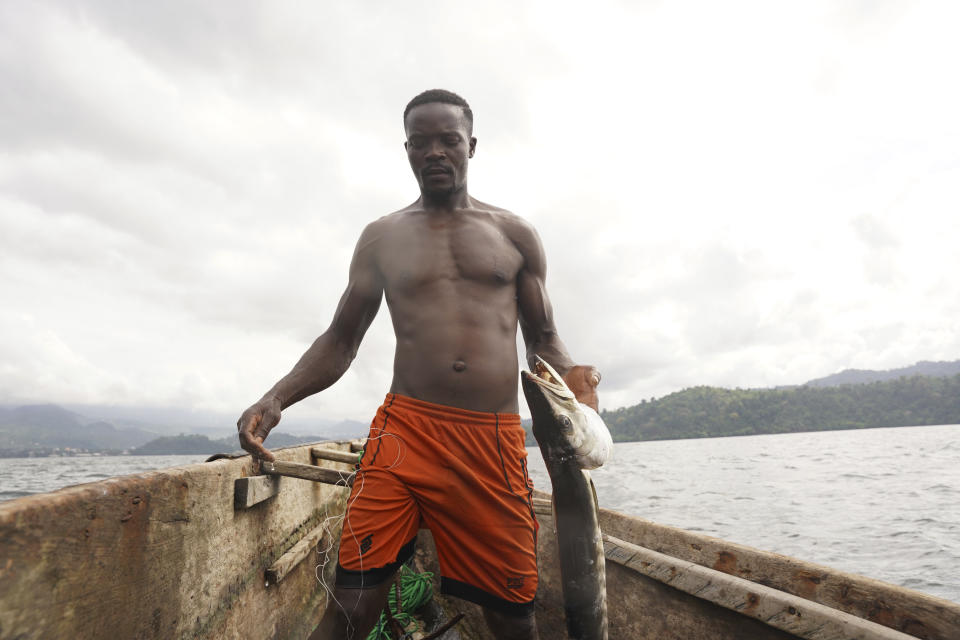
524,356,576,401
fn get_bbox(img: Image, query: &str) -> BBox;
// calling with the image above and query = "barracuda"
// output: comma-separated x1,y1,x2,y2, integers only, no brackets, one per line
521,356,612,640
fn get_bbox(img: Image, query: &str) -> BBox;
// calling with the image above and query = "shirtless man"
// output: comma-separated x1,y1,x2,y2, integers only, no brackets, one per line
237,89,599,640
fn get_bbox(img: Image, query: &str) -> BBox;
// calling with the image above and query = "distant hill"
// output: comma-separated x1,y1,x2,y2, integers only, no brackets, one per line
60,403,368,439
130,432,330,455
0,404,159,452
804,360,960,387
0,403,367,457
602,373,960,442
6,358,959,454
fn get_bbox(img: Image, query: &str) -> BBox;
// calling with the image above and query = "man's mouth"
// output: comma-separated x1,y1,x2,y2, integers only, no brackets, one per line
423,166,451,177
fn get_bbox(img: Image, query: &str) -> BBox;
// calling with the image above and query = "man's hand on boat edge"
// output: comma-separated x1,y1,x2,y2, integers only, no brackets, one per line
237,396,281,472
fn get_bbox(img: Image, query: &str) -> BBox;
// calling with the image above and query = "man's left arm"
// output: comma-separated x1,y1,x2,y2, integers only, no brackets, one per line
513,220,601,411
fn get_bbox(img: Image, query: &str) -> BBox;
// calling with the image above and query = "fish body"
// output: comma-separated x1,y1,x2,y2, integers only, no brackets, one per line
521,357,611,640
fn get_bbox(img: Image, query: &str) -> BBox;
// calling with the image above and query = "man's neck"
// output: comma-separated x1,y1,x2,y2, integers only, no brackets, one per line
420,187,471,212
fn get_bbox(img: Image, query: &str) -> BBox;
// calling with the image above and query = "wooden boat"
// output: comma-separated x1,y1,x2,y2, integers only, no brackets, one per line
1,440,958,639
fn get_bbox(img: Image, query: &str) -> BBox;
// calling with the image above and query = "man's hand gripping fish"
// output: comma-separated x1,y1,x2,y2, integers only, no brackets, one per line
521,356,613,640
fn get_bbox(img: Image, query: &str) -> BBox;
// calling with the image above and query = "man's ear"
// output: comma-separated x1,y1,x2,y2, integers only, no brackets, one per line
469,136,477,158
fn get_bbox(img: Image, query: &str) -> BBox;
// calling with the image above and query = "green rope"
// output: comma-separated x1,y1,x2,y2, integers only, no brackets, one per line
365,565,434,640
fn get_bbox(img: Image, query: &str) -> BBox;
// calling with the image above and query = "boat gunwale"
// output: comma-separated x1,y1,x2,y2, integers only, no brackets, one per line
2,442,958,640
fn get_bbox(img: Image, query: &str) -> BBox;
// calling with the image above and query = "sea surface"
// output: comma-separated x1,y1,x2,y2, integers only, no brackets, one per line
525,423,960,604
1,425,958,603
0,454,208,502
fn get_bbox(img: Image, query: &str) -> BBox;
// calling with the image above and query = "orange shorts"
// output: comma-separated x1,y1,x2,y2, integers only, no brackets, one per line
336,394,539,615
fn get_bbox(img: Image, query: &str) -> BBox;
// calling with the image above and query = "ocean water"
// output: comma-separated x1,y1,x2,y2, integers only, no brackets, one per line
1,425,957,603
525,423,960,604
0,454,208,502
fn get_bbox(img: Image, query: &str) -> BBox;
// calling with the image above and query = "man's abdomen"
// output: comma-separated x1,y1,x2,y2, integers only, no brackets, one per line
388,291,522,414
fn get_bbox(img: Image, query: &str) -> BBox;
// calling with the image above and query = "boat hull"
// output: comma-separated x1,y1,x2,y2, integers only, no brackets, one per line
0,442,354,639
2,442,959,640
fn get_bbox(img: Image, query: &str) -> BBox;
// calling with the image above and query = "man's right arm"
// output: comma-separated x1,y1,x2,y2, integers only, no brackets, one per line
237,222,385,462
511,215,601,411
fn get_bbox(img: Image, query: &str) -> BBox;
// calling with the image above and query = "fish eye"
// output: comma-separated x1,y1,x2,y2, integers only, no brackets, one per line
559,415,572,429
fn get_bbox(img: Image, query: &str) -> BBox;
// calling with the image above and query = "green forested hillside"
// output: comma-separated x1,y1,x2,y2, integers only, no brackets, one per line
130,431,326,455
601,374,960,442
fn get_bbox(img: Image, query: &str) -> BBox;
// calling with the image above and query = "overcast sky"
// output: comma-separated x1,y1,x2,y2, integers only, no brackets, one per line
1,1,958,424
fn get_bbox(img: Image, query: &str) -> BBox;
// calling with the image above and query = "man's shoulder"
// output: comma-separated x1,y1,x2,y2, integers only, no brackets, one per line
470,200,537,236
360,207,416,235
468,201,544,265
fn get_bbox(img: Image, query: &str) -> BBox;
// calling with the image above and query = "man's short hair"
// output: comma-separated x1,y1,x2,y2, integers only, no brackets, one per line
403,89,473,133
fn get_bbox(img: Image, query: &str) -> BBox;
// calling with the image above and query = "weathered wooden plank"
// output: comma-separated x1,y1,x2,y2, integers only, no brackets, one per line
310,447,361,465
586,496,960,640
0,441,353,640
603,534,918,640
535,514,800,640
265,521,328,585
350,440,366,453
234,474,281,509
262,460,354,487
532,498,552,517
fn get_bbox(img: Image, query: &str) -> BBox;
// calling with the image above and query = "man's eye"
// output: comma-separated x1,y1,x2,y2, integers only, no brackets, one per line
408,138,425,149
444,137,460,145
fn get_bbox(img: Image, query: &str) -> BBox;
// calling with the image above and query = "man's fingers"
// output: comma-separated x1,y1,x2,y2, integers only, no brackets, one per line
575,365,601,388
239,434,275,474
237,399,284,475
563,364,601,412
237,408,261,434
254,442,276,475
241,434,274,460
588,367,601,387
238,413,274,456
255,409,281,438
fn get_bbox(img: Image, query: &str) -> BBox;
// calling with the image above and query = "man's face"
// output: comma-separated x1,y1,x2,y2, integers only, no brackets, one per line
404,102,476,197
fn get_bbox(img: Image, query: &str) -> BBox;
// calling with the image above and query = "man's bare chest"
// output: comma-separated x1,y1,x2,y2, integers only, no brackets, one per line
378,218,524,292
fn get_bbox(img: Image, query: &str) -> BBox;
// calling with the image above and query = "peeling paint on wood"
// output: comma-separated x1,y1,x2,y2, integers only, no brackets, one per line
0,441,353,640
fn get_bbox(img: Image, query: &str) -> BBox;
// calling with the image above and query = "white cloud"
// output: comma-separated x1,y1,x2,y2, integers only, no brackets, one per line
1,1,958,423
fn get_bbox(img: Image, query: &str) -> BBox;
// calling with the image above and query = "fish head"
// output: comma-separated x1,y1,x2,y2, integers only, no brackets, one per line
521,356,613,470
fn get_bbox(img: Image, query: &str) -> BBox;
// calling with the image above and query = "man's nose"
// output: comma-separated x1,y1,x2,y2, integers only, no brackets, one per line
425,141,446,159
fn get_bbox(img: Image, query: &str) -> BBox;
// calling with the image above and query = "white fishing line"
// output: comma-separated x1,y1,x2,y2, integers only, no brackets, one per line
313,430,408,640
